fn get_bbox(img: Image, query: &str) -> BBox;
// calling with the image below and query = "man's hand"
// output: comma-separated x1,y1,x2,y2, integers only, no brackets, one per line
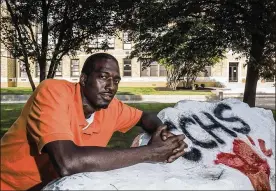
148,125,186,163
159,125,188,163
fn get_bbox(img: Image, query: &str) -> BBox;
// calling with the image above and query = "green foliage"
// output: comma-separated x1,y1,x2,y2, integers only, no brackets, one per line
207,0,276,77
1,0,122,89
122,0,276,106
122,1,225,89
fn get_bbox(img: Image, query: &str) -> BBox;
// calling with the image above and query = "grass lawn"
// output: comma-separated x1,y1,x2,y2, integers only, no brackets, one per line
0,103,175,148
1,103,275,148
1,87,34,95
1,87,213,95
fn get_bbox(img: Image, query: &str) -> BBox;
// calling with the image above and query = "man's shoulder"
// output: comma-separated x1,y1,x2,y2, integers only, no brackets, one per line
109,97,122,106
37,79,76,91
34,79,77,98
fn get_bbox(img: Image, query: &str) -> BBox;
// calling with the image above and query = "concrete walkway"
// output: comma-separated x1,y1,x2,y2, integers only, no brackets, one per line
1,82,275,103
1,93,275,109
217,82,275,94
0,94,213,103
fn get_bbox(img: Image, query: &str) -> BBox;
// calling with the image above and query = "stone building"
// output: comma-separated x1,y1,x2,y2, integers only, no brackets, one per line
1,34,275,88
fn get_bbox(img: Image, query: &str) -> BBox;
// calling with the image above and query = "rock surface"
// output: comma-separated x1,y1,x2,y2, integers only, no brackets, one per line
43,99,275,190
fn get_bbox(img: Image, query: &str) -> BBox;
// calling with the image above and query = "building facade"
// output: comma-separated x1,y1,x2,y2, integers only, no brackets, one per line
1,34,275,88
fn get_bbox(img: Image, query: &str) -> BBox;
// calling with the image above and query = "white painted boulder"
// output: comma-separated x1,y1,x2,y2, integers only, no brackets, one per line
43,99,275,190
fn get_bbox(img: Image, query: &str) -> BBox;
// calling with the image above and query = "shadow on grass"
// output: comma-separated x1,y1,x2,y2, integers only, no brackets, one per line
1,103,24,138
0,103,175,146
1,103,275,148
108,126,144,148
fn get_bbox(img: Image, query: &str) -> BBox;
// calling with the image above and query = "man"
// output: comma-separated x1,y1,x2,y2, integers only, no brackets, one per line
1,53,187,190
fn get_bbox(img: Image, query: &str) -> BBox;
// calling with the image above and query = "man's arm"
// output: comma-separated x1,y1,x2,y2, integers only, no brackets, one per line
136,111,187,163
44,126,184,177
136,112,163,134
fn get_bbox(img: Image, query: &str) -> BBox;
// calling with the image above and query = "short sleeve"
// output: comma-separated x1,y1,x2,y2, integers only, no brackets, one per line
26,80,74,153
114,99,143,133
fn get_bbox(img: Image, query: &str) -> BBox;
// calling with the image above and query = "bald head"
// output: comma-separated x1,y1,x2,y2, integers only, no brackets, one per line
81,53,119,76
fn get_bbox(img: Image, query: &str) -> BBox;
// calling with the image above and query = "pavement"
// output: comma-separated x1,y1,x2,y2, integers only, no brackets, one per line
216,82,275,94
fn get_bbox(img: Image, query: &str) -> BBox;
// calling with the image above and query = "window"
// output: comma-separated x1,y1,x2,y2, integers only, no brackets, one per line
90,35,115,49
141,66,149,77
123,59,132,76
159,65,167,76
123,32,132,50
140,62,162,77
36,60,55,77
150,64,158,77
204,66,211,77
19,61,28,78
229,62,239,82
36,61,50,77
71,59,80,77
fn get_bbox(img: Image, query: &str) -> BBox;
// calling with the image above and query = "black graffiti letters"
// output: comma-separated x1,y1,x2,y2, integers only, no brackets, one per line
163,120,203,161
164,121,178,131
165,103,252,162
194,112,238,145
183,147,202,162
214,103,250,134
179,116,218,149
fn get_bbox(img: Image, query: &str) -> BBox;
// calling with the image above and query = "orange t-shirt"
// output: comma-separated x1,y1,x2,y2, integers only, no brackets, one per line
1,79,142,190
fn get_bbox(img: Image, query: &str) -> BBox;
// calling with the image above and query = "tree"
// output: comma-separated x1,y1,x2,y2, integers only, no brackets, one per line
123,0,276,107
1,0,121,90
123,2,225,90
159,58,220,90
206,0,276,107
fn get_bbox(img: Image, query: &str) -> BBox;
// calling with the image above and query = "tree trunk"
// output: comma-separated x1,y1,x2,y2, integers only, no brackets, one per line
39,59,47,82
243,64,259,107
243,34,264,107
24,61,36,91
243,2,266,107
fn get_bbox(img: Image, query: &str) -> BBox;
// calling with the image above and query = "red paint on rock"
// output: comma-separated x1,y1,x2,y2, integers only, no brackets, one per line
258,139,273,157
246,135,256,145
214,138,271,191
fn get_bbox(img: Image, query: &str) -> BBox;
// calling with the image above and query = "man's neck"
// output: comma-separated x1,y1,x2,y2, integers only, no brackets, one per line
80,89,95,119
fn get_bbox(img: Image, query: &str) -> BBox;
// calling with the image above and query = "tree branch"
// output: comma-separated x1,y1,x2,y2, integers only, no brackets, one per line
4,0,36,90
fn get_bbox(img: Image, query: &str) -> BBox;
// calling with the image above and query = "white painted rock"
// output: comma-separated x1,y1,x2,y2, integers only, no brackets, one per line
43,99,275,190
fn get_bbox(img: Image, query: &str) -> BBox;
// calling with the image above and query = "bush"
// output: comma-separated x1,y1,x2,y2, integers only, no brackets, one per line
200,84,205,88
214,82,225,88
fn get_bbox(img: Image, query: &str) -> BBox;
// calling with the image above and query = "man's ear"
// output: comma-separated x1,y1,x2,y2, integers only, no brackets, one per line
80,73,87,87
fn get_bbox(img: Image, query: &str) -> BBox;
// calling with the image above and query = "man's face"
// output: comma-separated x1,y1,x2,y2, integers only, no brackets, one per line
81,59,121,111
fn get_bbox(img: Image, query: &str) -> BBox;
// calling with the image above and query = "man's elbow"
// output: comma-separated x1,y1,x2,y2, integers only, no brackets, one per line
55,159,77,177
59,166,72,177
56,156,99,177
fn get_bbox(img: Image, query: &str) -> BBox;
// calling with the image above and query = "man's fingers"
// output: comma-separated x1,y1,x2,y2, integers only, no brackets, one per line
161,131,168,141
167,150,186,163
176,134,185,141
154,125,167,137
166,134,185,145
161,130,174,141
173,141,188,153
